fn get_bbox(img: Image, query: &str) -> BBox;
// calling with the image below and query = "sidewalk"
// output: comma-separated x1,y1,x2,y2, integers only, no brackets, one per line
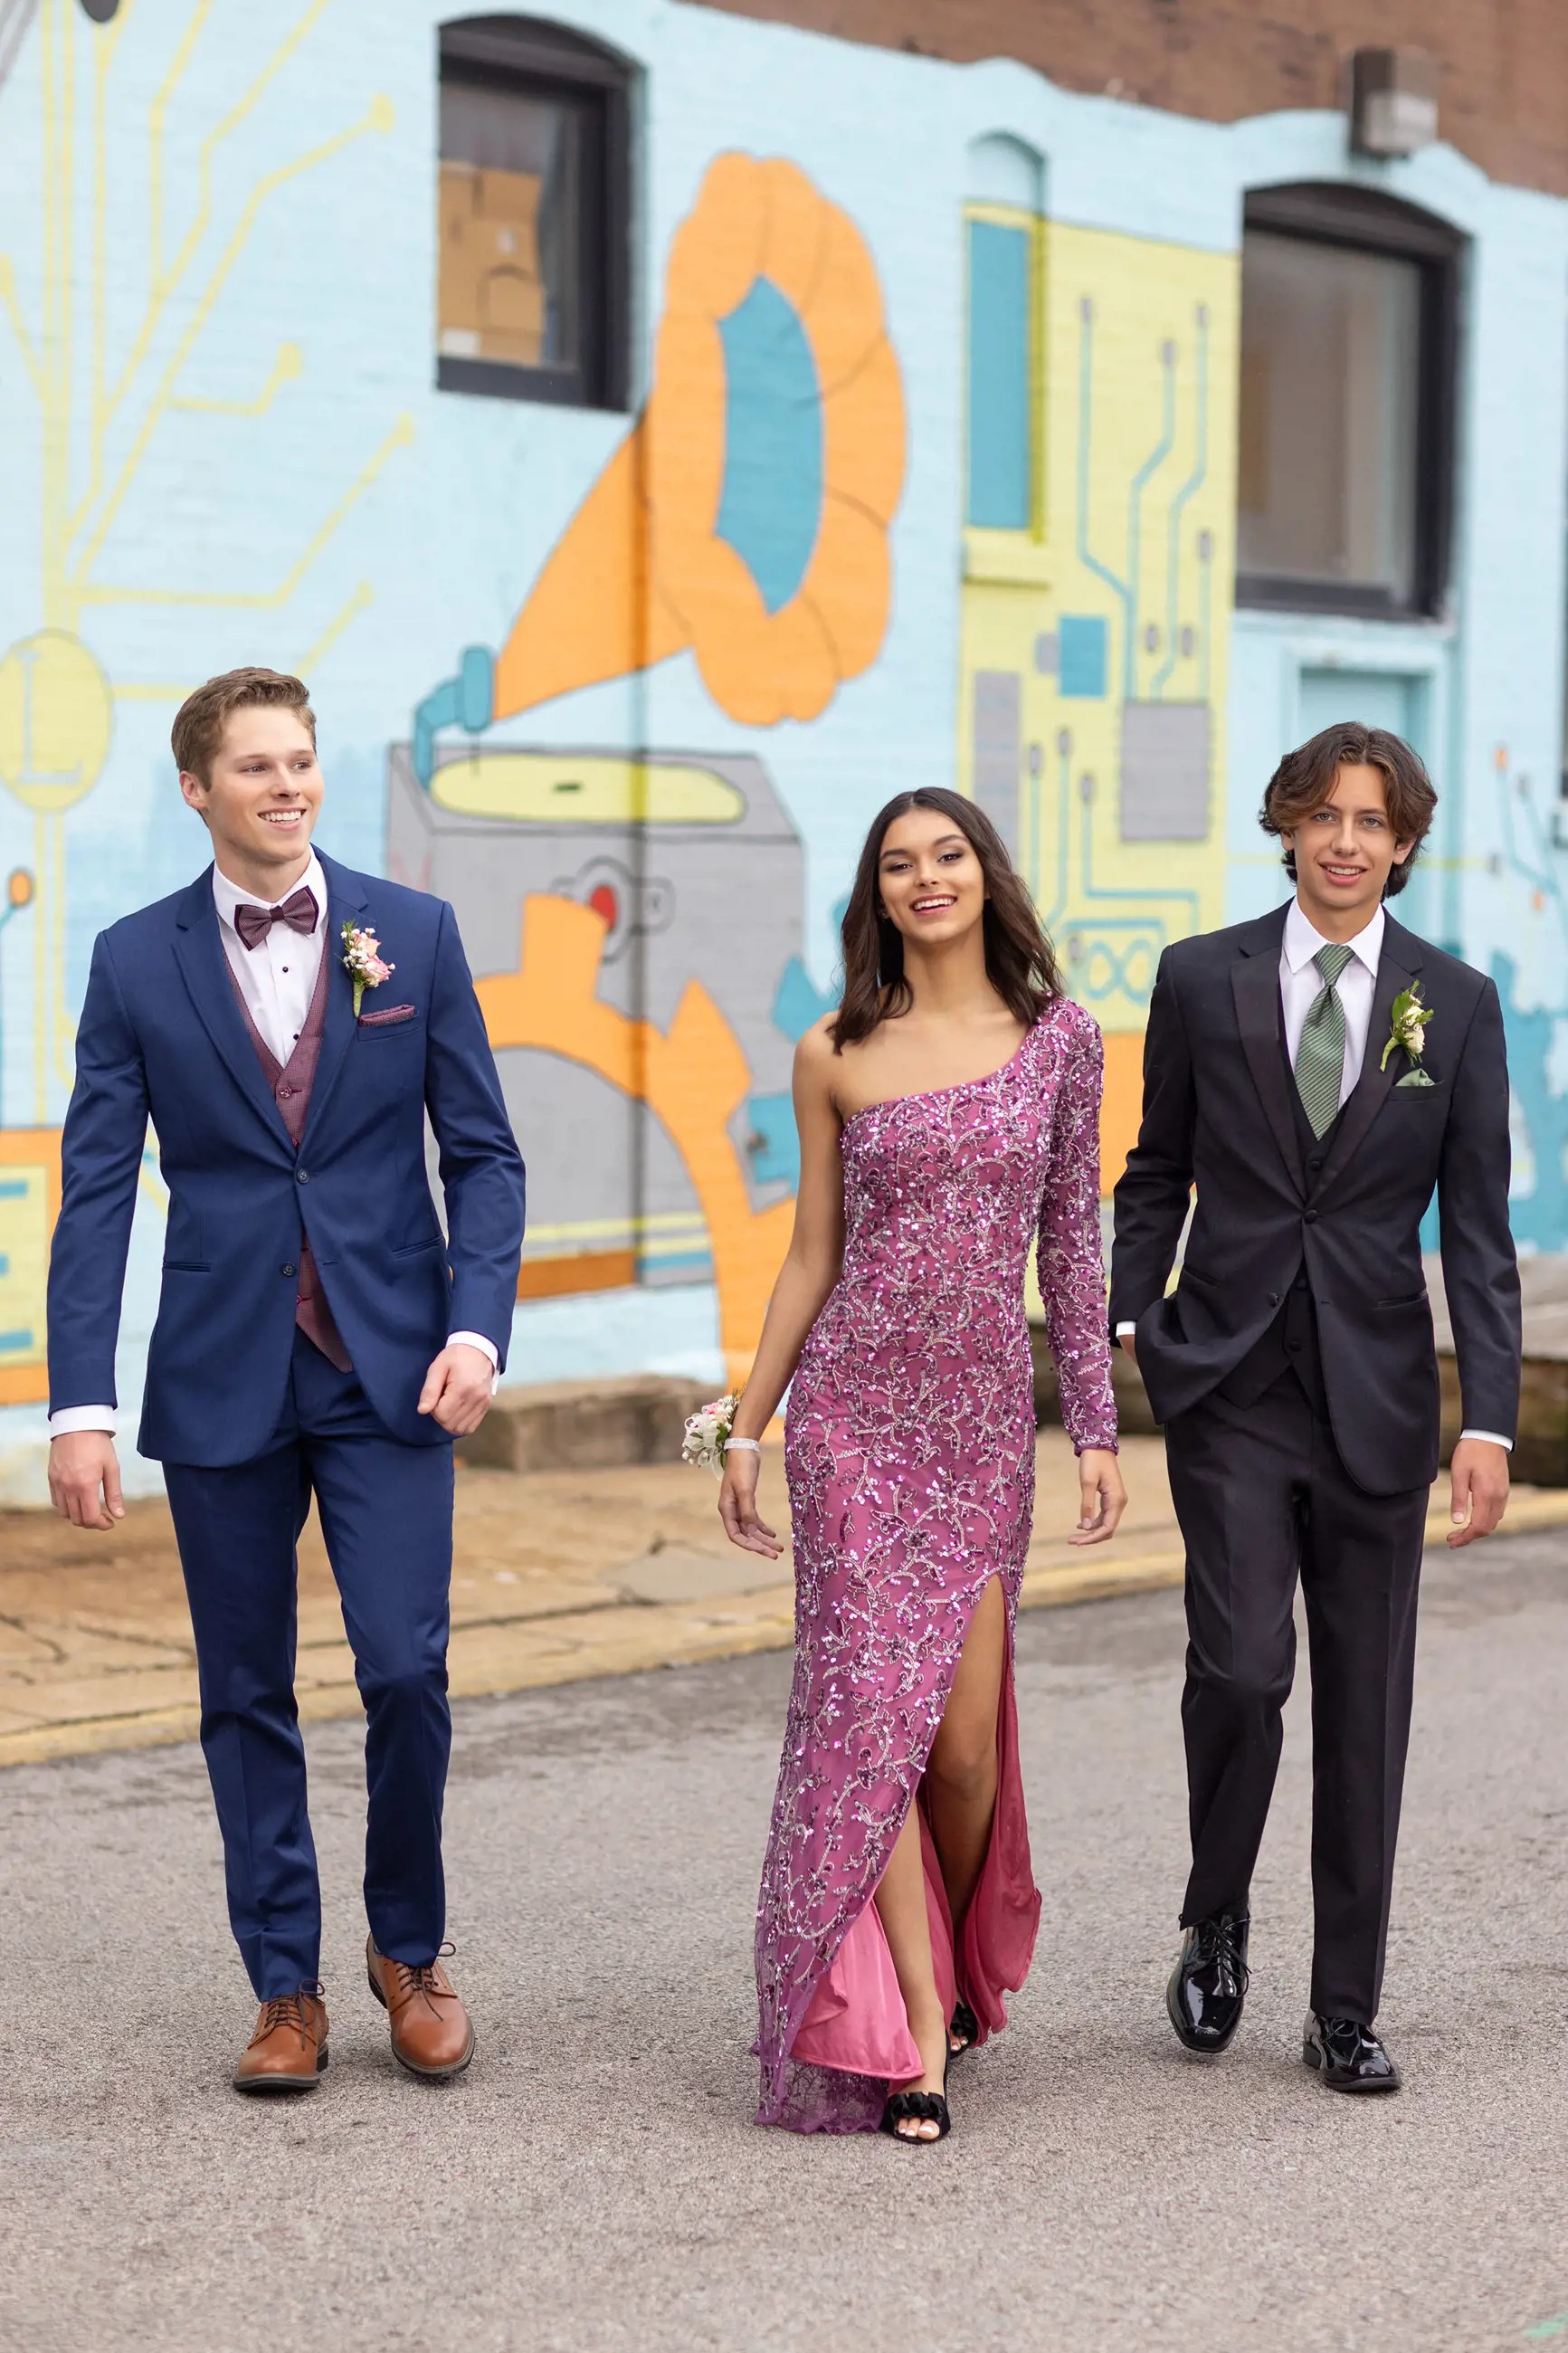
4,1431,1565,1769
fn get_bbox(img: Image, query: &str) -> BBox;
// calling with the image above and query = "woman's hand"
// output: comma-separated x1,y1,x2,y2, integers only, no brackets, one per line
1069,1447,1126,1547
718,1449,784,1560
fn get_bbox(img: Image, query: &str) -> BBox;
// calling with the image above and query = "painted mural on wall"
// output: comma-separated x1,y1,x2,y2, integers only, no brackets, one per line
397,151,906,1381
1491,748,1568,1252
958,217,1237,1179
0,0,410,1406
1,0,1564,1481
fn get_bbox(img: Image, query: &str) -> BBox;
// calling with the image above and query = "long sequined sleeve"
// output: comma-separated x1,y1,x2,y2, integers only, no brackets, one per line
1037,1004,1119,1453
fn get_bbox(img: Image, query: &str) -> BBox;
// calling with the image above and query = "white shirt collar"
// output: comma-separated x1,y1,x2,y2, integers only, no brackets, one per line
213,849,327,938
1283,895,1383,979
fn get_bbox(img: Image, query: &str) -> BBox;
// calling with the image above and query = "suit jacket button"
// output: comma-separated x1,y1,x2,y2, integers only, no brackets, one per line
281,1262,297,1278
1304,1208,1318,1224
1268,1292,1279,1306
297,1168,309,1183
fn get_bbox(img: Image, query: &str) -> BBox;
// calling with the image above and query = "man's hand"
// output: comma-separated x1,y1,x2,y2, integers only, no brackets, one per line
1447,1436,1509,1548
49,1432,126,1531
417,1342,495,1436
1118,1332,1138,1365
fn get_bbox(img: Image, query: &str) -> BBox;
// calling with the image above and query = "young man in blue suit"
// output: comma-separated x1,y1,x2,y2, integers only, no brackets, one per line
47,668,527,2093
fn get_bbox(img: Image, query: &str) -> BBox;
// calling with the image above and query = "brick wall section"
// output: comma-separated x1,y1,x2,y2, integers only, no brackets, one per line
690,1,1568,197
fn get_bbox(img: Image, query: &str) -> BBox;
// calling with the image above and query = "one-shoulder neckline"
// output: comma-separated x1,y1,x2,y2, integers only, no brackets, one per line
839,1015,1047,1134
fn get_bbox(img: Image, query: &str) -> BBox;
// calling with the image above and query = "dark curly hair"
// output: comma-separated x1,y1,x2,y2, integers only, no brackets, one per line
1260,721,1436,900
829,788,1063,1051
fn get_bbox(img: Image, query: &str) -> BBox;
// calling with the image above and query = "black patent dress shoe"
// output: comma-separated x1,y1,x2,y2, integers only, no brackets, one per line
1302,2012,1401,2093
1166,1910,1250,2053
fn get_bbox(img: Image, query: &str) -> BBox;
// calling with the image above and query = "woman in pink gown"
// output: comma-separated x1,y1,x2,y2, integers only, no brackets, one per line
718,789,1124,2140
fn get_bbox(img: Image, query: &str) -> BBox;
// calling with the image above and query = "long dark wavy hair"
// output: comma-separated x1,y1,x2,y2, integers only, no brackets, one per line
829,788,1064,1052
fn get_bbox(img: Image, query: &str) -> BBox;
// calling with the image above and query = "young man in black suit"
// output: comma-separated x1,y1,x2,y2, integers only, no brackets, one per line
1111,723,1521,2092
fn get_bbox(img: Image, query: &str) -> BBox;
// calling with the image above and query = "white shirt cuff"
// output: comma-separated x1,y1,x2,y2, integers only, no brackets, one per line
50,1405,118,1437
1115,1321,1137,1338
1459,1428,1513,1452
449,1330,500,1395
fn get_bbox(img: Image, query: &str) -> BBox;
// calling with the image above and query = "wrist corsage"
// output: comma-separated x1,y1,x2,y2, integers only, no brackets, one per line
681,1391,741,1477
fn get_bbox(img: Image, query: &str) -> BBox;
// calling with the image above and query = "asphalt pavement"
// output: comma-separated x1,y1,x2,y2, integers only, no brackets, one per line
4,1531,1566,2353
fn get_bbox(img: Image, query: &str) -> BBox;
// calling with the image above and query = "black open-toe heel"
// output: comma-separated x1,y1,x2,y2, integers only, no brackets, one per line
880,2087,951,2143
880,2045,952,2144
948,1997,980,2057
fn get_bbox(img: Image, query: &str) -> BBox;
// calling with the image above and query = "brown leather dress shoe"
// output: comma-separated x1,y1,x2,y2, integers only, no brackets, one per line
233,1987,329,2094
366,1936,475,2078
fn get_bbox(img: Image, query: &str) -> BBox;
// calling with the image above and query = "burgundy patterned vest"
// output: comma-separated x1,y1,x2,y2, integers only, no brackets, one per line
224,942,352,1373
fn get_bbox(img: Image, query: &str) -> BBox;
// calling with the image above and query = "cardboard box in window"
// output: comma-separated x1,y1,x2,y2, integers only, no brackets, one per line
438,161,546,367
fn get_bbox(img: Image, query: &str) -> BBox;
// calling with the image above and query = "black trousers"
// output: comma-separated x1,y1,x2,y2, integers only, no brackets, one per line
1164,1369,1429,2021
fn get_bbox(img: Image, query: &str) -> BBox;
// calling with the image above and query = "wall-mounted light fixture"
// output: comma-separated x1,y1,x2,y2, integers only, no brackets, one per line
1349,49,1439,158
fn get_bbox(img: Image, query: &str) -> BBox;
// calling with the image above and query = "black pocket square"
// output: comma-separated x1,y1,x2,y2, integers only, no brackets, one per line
358,1002,417,1027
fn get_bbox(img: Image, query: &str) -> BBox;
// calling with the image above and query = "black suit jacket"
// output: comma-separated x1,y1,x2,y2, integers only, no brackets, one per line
1109,902,1521,1494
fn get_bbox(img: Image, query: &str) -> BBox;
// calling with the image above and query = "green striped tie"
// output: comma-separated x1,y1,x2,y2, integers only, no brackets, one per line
1296,942,1354,1138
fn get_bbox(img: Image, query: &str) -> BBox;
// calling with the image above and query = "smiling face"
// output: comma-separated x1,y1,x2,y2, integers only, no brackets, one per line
876,805,988,950
180,704,323,894
1282,761,1414,935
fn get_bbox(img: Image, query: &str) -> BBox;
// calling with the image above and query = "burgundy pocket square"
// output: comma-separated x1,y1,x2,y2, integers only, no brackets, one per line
358,1002,417,1027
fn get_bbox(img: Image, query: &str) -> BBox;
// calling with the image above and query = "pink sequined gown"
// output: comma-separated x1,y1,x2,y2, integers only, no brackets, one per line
753,999,1118,2132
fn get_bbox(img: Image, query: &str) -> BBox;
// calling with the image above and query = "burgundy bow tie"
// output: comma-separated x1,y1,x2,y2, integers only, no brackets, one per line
234,884,318,952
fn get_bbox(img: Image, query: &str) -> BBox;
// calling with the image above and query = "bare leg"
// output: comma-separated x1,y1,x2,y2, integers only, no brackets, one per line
872,1805,949,2139
926,1577,1006,2042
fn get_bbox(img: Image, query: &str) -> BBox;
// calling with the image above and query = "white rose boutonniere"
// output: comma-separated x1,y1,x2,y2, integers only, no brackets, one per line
1382,984,1436,1088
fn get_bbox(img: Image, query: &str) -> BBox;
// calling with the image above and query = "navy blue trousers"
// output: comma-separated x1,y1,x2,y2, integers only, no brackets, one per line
163,1331,453,1999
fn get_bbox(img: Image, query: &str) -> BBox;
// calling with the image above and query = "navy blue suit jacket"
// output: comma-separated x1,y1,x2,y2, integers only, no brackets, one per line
47,852,527,1465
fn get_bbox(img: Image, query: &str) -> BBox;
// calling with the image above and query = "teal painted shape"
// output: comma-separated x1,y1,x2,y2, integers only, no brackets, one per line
772,955,835,1043
1059,615,1108,698
411,644,494,788
967,221,1031,529
715,277,823,614
746,1091,800,1188
1493,953,1568,1252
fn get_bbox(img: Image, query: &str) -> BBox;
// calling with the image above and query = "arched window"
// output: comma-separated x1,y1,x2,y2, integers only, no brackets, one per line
437,14,632,411
1238,182,1460,617
965,135,1046,535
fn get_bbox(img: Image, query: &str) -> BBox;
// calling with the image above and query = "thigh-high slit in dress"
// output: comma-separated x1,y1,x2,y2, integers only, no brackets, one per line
753,998,1118,2132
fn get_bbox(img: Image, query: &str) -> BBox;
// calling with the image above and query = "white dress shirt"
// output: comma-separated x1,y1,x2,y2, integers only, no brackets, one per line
50,854,497,1438
1116,895,1510,1452
1280,898,1381,1110
213,849,329,1066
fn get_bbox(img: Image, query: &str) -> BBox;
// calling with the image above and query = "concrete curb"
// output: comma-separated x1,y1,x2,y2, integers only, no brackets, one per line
4,1487,1564,1773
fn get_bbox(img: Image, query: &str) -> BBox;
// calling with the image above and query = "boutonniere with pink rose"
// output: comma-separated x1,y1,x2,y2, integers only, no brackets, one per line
341,920,394,1017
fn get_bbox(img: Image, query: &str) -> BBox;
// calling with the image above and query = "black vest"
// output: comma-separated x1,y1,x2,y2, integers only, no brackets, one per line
1216,1024,1346,1415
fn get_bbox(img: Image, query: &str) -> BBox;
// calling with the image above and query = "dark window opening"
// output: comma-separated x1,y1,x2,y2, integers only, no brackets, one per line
437,15,632,411
1237,184,1460,620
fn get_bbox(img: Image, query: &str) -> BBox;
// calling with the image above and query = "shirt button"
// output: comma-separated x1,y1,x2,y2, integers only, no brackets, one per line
281,1262,297,1278
297,1169,309,1184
